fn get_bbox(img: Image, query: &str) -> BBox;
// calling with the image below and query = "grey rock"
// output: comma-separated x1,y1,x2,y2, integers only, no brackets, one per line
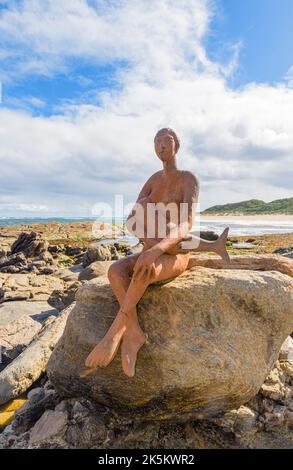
55,400,69,413
0,272,64,303
12,389,59,435
82,245,112,268
0,303,74,405
279,336,293,363
0,301,59,365
0,301,58,326
29,410,68,446
78,260,113,281
27,387,45,405
2,424,14,436
71,401,90,418
0,315,42,365
65,414,108,449
53,268,80,282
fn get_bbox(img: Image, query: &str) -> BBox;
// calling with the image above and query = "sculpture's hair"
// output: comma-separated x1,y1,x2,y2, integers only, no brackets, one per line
155,128,180,153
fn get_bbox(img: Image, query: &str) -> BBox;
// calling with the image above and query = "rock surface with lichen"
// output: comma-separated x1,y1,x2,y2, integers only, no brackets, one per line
47,266,293,421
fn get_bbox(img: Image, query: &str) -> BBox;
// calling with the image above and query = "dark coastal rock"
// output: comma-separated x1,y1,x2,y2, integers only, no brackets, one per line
48,245,65,257
48,266,293,421
0,253,27,273
273,247,293,261
11,389,60,435
199,230,219,241
273,246,293,255
0,232,55,274
65,246,85,257
11,232,49,258
37,250,55,265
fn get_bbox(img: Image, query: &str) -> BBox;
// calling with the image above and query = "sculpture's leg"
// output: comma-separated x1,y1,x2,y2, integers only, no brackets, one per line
84,254,140,370
107,256,147,375
120,252,190,377
85,252,190,377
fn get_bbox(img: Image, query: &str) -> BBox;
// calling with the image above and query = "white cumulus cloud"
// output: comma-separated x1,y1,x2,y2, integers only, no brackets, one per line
0,0,292,217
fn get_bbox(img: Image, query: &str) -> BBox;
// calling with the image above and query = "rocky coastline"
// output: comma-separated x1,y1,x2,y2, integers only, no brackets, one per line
0,220,293,449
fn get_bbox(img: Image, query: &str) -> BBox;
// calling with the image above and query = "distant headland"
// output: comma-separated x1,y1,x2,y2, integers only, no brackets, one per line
201,197,293,216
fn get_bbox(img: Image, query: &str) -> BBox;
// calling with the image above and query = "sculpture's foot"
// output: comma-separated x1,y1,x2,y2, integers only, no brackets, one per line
216,227,230,263
121,318,147,378
85,310,127,369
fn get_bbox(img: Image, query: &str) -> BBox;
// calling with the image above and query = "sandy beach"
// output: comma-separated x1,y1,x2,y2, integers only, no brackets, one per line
200,214,293,222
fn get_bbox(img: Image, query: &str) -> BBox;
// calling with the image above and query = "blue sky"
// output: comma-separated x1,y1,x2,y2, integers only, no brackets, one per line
2,0,292,117
0,0,293,217
207,0,293,87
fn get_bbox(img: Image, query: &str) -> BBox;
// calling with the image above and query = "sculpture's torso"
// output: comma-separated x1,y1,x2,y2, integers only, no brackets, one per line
128,170,194,253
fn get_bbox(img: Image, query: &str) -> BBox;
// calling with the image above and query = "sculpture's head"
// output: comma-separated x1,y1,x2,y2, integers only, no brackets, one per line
154,128,180,162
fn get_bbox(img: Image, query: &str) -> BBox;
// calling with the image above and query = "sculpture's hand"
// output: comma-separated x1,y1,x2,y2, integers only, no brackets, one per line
165,235,193,255
133,249,158,282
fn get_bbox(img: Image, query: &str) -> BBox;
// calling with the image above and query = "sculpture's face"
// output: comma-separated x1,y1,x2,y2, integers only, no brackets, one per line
154,130,176,161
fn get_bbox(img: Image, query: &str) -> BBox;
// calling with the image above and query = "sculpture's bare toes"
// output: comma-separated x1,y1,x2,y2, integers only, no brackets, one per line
216,227,231,264
85,333,123,369
121,323,147,377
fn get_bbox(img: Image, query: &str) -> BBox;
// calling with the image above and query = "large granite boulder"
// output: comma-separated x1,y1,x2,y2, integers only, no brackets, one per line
47,266,293,421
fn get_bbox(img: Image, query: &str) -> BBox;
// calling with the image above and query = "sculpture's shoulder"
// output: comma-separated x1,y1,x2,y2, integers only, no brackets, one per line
146,170,163,186
136,171,163,200
181,170,200,189
149,170,164,180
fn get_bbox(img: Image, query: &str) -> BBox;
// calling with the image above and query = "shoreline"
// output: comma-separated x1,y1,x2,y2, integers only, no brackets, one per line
1,214,293,224
200,214,293,221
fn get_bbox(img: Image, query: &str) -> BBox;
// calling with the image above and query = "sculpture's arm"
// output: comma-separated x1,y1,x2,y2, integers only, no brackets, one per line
125,174,155,227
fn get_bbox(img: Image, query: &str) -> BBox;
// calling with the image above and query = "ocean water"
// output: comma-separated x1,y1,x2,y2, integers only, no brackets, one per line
0,217,97,226
198,218,293,237
1,216,293,238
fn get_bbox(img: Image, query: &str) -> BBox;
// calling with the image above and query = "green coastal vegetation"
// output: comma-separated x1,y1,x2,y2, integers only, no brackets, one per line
201,197,293,215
